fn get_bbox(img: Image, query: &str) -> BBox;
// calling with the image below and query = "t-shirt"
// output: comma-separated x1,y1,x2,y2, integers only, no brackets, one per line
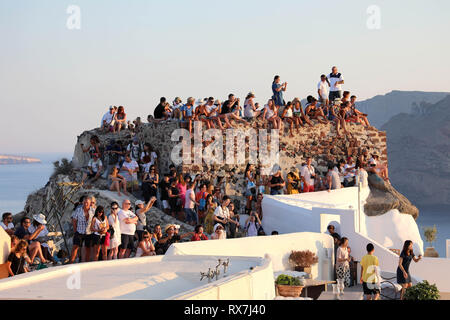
181,104,194,117
135,209,146,231
8,253,26,275
14,226,31,240
344,164,356,179
328,72,344,92
121,160,139,181
301,165,315,186
0,222,14,231
327,170,341,189
140,151,158,167
154,103,165,119
246,221,259,237
205,104,219,116
361,254,379,283
118,209,137,235
101,111,115,127
184,189,195,209
220,100,235,114
88,159,103,173
270,175,284,191
317,80,329,98
357,169,369,188
191,233,209,241
214,205,230,221
272,83,284,106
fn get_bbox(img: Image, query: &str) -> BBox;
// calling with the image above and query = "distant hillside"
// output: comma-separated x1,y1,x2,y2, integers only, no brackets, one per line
0,155,41,165
358,90,449,128
381,95,450,206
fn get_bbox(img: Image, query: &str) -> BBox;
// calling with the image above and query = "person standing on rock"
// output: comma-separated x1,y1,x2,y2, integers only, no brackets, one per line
301,157,316,192
69,197,92,264
328,66,344,102
107,201,121,260
397,240,422,300
272,75,287,108
118,199,138,259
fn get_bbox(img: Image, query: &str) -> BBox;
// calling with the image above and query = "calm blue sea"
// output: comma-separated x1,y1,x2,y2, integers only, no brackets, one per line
0,153,448,256
0,153,72,215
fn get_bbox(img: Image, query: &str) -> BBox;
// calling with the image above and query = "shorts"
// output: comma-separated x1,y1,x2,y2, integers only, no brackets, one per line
72,232,86,247
363,282,380,295
91,234,106,246
120,234,135,250
84,234,95,248
162,200,170,209
329,91,342,101
184,208,198,224
127,180,139,189
270,189,283,195
319,94,328,103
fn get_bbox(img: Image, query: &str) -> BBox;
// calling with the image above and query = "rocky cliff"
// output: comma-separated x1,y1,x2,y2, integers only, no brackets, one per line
17,115,420,253
381,95,450,206
357,90,449,129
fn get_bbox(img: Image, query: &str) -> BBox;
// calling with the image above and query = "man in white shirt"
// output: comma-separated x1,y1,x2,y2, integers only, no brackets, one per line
118,199,138,259
327,164,342,192
1,212,15,236
120,155,139,191
343,157,356,187
82,153,103,183
184,183,199,226
301,157,316,192
328,66,344,102
101,106,116,131
317,74,330,107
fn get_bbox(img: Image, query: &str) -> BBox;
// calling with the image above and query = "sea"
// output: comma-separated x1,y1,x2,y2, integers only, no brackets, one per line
0,153,449,257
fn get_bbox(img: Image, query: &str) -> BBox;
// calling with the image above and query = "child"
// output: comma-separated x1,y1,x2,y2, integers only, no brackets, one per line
360,243,380,300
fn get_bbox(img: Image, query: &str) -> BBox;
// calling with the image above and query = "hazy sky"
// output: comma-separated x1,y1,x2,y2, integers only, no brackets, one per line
1,0,449,153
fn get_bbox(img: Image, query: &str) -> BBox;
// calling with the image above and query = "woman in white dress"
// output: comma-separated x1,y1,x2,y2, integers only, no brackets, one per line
107,202,121,260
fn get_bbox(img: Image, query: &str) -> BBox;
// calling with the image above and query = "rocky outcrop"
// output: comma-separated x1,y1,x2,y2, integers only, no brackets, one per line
357,90,449,128
364,173,419,219
381,95,450,206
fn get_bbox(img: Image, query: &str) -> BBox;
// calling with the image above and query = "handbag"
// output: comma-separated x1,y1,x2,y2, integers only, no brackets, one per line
104,232,111,247
108,226,115,237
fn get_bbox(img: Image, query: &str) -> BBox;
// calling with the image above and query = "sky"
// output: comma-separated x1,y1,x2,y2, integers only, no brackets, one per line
1,0,449,153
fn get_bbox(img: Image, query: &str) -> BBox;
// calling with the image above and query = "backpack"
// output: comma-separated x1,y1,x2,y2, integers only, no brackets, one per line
198,192,207,211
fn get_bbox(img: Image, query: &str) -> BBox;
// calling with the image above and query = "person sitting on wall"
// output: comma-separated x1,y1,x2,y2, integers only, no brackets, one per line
191,225,209,241
305,96,328,124
300,157,316,193
14,217,48,265
155,224,193,254
367,152,389,183
81,153,103,184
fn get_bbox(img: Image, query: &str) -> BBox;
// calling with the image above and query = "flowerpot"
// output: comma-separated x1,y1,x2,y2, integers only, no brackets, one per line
294,266,312,277
276,284,304,297
424,247,439,258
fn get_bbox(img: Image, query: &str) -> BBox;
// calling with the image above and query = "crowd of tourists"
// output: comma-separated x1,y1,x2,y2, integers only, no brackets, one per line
100,66,372,138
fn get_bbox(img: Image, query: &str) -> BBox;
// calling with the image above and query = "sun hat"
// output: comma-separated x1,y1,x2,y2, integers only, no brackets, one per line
32,214,47,225
195,98,204,106
135,200,144,206
165,224,175,233
213,223,224,232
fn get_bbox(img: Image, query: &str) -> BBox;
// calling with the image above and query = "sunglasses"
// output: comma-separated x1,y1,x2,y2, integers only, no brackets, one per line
112,207,119,210
143,236,149,239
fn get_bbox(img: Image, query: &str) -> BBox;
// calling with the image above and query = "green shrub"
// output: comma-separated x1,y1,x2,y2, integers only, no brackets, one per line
275,274,301,286
52,158,73,177
404,281,440,300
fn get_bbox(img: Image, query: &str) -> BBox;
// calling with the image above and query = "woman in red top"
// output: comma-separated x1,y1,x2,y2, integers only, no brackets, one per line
191,225,209,241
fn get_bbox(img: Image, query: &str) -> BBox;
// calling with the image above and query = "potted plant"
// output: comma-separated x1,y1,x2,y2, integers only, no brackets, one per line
404,281,440,300
423,225,439,257
275,274,304,297
289,250,318,277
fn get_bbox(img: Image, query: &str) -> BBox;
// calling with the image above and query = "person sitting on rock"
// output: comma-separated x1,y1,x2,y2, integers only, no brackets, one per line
113,106,127,133
368,153,389,182
305,96,328,125
281,101,299,137
262,99,282,130
82,153,103,184
243,92,261,120
109,166,128,196
100,106,116,132
329,100,350,137
119,154,139,192
220,94,248,125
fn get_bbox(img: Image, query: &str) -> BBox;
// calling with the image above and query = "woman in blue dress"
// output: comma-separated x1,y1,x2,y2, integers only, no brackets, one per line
397,240,422,300
272,75,287,108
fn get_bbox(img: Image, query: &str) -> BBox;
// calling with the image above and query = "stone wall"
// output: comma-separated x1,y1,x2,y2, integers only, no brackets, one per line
71,119,389,213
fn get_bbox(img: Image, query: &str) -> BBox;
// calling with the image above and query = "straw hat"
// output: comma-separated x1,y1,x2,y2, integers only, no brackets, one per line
33,213,47,225
165,224,175,233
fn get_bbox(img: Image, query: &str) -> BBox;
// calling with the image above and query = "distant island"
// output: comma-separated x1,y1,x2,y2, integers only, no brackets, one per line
0,155,41,165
